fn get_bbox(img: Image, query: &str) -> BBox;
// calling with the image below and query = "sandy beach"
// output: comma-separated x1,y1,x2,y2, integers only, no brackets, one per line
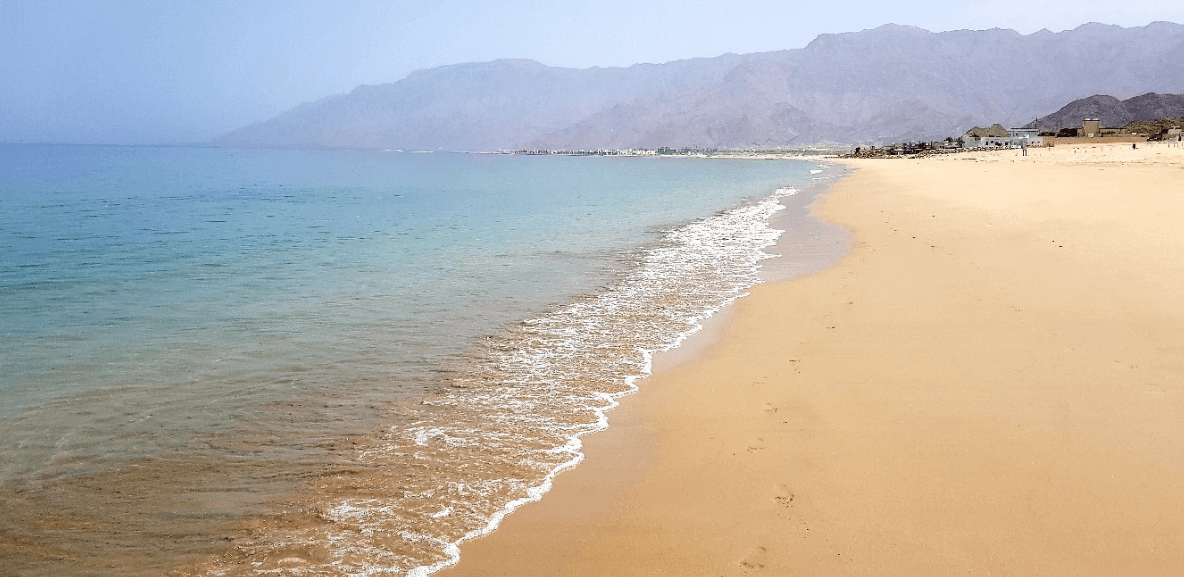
439,142,1184,576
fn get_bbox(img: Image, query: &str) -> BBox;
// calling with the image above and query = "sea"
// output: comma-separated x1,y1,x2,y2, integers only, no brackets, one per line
0,144,845,576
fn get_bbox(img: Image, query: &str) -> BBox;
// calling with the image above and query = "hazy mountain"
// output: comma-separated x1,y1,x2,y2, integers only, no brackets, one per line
216,22,1184,150
1028,92,1184,130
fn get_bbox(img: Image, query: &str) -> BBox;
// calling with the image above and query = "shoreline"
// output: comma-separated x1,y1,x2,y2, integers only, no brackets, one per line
405,172,844,577
0,153,821,576
433,161,854,577
438,142,1184,576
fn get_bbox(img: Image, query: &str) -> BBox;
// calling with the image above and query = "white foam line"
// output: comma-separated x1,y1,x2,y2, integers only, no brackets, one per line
403,186,798,577
404,348,640,577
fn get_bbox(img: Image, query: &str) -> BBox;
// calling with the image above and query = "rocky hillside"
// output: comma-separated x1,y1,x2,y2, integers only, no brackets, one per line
1122,117,1184,135
216,22,1184,150
1028,93,1184,130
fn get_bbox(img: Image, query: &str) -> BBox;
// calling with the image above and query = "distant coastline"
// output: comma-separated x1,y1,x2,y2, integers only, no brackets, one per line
497,146,847,158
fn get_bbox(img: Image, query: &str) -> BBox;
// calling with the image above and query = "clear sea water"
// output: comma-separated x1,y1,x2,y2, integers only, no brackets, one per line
0,144,834,575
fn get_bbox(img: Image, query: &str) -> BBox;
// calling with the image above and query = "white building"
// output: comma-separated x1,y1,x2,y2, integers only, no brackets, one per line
963,125,1043,148
1007,127,1043,146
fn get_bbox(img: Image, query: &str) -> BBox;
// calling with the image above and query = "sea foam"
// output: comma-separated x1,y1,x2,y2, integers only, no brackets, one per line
327,187,798,576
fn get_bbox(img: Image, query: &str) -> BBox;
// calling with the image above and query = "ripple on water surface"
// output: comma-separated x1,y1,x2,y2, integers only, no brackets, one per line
189,187,799,576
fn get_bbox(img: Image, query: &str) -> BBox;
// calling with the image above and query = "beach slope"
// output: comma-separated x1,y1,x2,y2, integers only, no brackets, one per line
441,143,1184,576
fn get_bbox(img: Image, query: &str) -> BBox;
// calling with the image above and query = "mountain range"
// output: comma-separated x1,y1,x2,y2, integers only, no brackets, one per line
1026,92,1184,131
216,22,1184,151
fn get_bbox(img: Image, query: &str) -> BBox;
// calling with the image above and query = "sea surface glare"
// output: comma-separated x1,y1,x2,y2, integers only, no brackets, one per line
0,145,825,575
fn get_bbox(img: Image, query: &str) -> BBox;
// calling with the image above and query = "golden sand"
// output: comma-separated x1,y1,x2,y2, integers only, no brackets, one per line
440,142,1184,576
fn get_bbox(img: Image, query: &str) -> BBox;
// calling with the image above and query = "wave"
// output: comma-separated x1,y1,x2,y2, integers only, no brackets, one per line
204,186,797,576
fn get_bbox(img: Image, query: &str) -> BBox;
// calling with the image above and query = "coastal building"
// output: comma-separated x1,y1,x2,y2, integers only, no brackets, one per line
1056,118,1118,138
1007,127,1043,147
962,124,1043,148
962,124,1009,148
1050,118,1151,143
1145,125,1182,141
1057,119,1106,137
1083,118,1102,137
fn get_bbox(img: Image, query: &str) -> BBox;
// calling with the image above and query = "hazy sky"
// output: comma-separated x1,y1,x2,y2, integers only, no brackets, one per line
4,0,1184,145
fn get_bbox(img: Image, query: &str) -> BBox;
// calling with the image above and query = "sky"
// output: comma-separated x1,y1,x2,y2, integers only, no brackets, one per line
3,0,1184,145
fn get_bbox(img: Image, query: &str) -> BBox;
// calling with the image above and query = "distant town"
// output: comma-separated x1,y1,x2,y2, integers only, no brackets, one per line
845,116,1184,158
503,146,842,157
497,116,1184,160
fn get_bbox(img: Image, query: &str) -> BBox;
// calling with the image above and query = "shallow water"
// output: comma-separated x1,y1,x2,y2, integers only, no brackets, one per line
0,145,833,575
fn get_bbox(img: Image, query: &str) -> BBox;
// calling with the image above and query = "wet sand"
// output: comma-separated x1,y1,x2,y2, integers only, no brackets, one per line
439,142,1184,576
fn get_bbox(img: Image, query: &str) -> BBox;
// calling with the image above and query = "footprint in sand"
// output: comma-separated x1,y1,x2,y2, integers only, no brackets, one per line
774,483,795,507
762,403,780,416
739,546,768,571
746,438,766,453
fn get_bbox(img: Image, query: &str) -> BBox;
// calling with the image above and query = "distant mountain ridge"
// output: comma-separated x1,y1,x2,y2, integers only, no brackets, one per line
1027,92,1184,130
216,22,1184,150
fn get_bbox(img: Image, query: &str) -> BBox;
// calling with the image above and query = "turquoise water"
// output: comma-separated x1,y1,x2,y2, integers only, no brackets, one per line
0,144,824,575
